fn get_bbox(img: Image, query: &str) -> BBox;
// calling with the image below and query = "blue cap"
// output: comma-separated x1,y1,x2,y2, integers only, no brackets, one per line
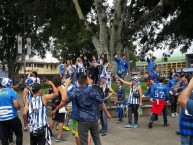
25,77,36,86
100,75,106,80
131,77,138,82
1,78,13,88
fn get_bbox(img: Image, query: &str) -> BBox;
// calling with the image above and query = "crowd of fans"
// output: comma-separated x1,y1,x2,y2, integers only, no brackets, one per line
0,51,193,145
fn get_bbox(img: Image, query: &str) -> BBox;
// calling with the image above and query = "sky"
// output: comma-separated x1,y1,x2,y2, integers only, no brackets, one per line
106,0,193,58
36,0,193,61
150,46,193,58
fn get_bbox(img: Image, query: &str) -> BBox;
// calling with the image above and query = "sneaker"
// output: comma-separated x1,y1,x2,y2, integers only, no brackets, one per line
133,124,138,128
172,113,175,118
23,126,29,132
9,140,14,145
63,126,70,131
56,136,67,142
116,120,120,123
148,122,153,128
124,124,132,128
175,113,179,117
102,131,108,136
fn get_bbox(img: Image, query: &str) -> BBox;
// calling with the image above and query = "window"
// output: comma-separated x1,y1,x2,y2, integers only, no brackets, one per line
36,64,44,68
47,64,49,69
51,65,53,70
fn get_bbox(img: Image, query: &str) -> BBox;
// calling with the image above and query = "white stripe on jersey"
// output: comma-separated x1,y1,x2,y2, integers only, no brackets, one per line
77,62,84,73
128,86,139,104
28,95,47,132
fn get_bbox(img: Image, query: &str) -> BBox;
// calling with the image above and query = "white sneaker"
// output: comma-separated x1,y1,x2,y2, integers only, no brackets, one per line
172,113,175,118
175,113,179,117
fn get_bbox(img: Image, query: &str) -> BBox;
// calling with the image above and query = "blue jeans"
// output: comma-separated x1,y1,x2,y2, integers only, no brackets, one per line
99,103,108,131
181,135,193,145
150,105,167,124
116,103,124,120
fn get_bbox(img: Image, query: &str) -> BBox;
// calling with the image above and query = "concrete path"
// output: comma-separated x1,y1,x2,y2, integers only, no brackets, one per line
14,92,180,145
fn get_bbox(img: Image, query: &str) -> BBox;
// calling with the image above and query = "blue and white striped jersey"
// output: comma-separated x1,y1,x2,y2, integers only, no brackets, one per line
77,62,84,73
28,95,47,132
128,85,139,104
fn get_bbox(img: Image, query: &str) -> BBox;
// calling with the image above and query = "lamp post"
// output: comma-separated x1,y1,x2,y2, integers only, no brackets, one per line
17,15,31,80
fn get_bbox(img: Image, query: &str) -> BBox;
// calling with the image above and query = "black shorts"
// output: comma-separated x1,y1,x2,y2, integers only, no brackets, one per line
52,109,65,123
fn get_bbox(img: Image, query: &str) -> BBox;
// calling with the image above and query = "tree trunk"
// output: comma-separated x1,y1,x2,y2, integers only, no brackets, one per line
72,0,108,56
109,0,127,61
94,0,109,56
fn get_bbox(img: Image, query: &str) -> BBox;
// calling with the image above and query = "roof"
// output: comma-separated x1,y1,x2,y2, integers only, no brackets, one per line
176,68,193,73
136,56,185,66
17,51,60,64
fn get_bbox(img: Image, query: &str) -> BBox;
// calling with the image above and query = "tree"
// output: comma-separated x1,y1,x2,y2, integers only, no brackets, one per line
0,0,58,79
71,0,193,64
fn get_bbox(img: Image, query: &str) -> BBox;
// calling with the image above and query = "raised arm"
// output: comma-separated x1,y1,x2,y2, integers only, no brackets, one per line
178,77,193,108
114,54,121,63
43,81,58,102
12,81,22,89
116,75,132,85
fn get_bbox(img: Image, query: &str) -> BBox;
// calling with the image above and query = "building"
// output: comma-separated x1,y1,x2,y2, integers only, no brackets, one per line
136,56,186,76
185,53,193,68
18,52,60,80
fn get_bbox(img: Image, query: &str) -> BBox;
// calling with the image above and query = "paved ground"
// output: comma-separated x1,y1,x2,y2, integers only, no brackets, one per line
15,92,180,145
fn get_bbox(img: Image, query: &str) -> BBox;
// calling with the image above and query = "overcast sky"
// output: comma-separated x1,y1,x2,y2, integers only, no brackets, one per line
107,0,193,58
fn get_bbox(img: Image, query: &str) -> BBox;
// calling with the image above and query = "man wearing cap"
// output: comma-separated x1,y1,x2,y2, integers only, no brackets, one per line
0,78,23,145
114,52,129,79
146,53,157,79
99,75,115,136
23,81,59,145
167,73,180,118
52,75,111,145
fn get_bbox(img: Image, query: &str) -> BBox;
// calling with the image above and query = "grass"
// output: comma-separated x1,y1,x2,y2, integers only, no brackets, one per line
136,56,185,65
111,81,148,94
41,79,168,95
